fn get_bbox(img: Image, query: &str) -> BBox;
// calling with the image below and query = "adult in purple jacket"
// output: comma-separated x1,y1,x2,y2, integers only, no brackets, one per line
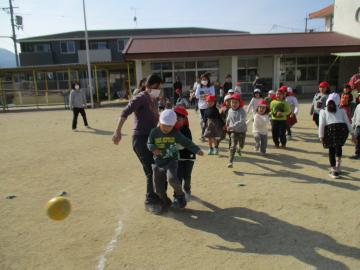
112,74,163,213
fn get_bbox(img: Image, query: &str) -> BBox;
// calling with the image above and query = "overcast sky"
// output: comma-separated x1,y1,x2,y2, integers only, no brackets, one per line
0,0,333,53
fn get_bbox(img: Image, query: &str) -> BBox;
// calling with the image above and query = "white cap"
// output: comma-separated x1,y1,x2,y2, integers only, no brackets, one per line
159,109,177,126
326,93,340,106
224,94,232,101
228,89,235,93
287,87,293,93
254,88,261,93
268,90,275,94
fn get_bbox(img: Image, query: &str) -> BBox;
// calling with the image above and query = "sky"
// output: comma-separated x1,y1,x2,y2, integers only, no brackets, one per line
0,0,334,53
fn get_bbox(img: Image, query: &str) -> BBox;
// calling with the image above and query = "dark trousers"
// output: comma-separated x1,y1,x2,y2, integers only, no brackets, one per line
152,160,184,199
328,146,342,167
271,120,287,146
200,109,207,138
286,124,292,136
229,132,246,162
313,113,320,127
177,160,194,193
132,135,159,202
355,127,360,156
72,108,88,129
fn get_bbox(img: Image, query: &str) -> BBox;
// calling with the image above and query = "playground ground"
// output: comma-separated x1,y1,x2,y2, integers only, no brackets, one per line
0,102,359,270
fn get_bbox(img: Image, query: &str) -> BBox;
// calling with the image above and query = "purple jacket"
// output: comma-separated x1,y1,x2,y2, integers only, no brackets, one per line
121,92,159,136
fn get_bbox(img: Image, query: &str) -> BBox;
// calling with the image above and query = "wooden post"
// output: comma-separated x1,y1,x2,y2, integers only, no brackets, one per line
94,65,99,104
11,73,16,108
106,69,111,102
44,72,49,104
127,62,132,99
32,69,39,108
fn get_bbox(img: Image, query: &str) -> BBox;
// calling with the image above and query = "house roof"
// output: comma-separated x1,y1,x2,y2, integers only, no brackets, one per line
18,27,246,43
309,4,334,19
122,32,360,60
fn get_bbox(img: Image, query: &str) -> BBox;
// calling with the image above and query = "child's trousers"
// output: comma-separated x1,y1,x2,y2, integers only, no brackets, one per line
152,160,184,199
177,160,194,193
254,133,268,153
229,132,246,162
355,126,360,156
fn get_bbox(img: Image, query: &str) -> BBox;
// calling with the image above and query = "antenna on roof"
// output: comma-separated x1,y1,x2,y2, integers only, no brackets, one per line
131,7,138,28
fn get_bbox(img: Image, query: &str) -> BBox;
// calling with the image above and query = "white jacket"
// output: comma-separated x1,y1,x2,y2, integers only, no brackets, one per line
253,113,270,135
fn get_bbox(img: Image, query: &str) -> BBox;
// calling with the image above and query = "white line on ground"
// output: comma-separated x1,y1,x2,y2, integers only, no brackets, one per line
96,219,124,270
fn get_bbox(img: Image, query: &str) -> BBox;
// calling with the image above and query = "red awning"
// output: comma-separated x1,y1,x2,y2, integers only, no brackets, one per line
123,32,360,60
309,4,334,19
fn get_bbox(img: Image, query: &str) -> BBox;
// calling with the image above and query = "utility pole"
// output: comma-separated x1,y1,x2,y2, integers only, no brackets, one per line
82,0,94,108
9,0,19,66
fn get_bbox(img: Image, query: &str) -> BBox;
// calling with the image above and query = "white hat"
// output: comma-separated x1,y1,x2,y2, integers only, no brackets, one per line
228,89,234,93
159,109,177,126
254,88,261,93
287,87,293,93
224,94,232,101
326,93,340,106
268,90,275,94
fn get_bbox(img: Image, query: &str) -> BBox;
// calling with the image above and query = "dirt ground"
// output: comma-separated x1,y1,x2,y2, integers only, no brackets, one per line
0,102,359,270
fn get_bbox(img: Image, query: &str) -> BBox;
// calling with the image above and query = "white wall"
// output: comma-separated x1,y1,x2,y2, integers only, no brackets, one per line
333,0,360,38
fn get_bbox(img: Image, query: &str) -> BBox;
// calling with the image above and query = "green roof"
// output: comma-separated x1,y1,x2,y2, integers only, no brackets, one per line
18,27,247,43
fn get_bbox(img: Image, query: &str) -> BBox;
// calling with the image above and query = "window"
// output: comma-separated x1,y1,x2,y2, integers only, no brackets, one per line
117,39,129,51
34,43,51,53
60,41,75,54
197,60,218,69
90,41,108,50
237,57,258,82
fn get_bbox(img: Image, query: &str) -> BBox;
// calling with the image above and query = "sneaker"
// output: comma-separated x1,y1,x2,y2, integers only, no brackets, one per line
335,160,341,173
213,147,219,155
144,201,163,214
184,190,191,201
161,196,172,212
85,125,91,129
72,129,78,132
281,145,286,149
349,155,360,160
173,195,187,208
275,144,280,148
237,148,242,156
227,162,233,168
208,148,214,155
328,169,339,179
254,146,260,152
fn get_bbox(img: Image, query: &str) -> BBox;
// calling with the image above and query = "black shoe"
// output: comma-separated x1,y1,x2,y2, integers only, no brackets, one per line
349,155,360,160
161,196,172,212
145,194,163,214
173,194,187,209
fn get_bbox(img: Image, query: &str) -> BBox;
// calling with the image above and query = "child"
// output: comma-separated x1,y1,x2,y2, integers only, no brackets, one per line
204,95,224,155
285,87,299,139
226,93,247,168
147,109,203,211
195,73,215,140
270,88,291,148
247,89,263,120
310,81,330,127
253,100,270,155
265,90,276,106
173,106,195,200
350,102,360,159
234,81,242,94
339,84,353,122
319,93,355,179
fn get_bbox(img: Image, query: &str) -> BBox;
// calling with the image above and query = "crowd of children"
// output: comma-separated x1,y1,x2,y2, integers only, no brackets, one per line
113,73,360,214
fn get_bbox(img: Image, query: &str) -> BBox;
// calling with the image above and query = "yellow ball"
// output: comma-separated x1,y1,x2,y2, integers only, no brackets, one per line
45,197,71,221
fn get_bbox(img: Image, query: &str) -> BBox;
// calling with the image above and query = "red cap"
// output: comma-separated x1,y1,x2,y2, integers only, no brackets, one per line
205,95,216,102
258,100,267,106
174,106,188,116
175,88,182,95
277,85,287,92
231,93,241,101
319,81,330,88
236,81,241,86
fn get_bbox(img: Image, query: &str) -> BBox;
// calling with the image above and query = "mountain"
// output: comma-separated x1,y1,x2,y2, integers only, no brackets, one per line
0,48,16,68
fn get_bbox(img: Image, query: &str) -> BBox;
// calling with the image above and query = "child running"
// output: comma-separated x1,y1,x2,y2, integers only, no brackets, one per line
147,109,203,212
319,93,355,179
247,88,263,120
270,87,291,148
253,100,270,155
350,102,360,159
285,87,299,139
173,106,195,200
204,95,224,155
311,81,331,127
226,93,247,168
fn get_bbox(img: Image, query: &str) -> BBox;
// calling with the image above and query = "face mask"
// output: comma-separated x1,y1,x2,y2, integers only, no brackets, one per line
75,85,80,90
149,89,161,98
201,80,208,86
